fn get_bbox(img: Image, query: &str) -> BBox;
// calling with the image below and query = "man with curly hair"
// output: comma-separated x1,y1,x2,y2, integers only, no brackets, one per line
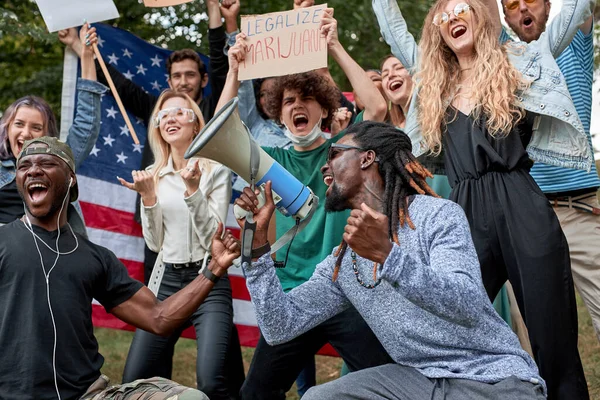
216,7,390,399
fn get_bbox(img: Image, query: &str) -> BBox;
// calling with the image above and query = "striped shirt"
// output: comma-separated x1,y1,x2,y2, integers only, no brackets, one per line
529,29,599,193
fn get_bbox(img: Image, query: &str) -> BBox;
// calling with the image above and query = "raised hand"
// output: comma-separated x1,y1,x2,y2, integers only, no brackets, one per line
228,33,248,74
79,23,98,59
180,159,202,197
293,0,315,9
330,107,352,135
220,0,241,21
320,8,340,50
210,222,242,271
344,203,393,264
58,27,83,57
117,170,157,206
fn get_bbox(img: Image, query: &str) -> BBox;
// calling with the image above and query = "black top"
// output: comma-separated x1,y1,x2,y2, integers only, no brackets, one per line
0,177,23,224
442,108,535,187
0,221,143,400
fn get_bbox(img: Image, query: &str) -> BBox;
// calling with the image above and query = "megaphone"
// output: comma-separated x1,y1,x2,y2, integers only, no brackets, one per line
184,97,317,221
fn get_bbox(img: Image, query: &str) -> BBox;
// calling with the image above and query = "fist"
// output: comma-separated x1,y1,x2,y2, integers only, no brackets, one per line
211,222,242,271
344,203,393,264
330,107,352,135
220,0,241,19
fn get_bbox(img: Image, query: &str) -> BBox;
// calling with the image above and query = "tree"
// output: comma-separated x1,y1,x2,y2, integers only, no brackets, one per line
0,0,438,116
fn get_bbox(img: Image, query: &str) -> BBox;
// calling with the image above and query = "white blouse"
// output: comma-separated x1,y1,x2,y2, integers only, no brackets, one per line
141,156,232,264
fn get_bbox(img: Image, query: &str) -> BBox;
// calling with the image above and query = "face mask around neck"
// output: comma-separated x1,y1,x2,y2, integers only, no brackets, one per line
283,118,324,148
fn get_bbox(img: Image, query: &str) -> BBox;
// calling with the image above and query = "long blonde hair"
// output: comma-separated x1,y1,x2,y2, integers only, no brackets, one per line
148,90,210,183
416,0,527,155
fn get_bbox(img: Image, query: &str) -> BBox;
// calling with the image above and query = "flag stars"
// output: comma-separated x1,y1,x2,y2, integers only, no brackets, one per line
133,143,143,153
123,48,133,58
106,107,118,119
103,135,116,147
151,81,161,91
119,125,130,136
97,36,105,47
107,53,119,65
116,152,128,164
90,146,100,157
136,64,148,75
123,70,135,80
150,55,162,67
135,117,144,125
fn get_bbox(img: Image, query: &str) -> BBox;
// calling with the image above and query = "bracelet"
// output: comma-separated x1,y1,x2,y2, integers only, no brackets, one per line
202,267,221,283
251,242,271,259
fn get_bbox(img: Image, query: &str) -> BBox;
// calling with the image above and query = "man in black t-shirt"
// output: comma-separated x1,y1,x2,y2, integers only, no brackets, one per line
0,137,241,400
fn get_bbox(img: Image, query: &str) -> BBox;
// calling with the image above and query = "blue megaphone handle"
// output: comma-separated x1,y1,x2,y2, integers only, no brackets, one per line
257,161,311,217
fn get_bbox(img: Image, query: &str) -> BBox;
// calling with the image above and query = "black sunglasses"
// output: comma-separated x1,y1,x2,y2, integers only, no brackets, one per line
327,143,379,162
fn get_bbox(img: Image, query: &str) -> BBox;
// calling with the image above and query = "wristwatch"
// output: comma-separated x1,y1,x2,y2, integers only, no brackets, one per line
202,267,221,283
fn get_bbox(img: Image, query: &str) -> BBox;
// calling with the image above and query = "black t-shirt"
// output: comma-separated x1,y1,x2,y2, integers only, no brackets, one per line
0,178,25,225
0,221,143,400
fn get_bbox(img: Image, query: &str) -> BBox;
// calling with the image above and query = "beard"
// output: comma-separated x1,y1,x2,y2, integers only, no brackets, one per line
324,183,351,212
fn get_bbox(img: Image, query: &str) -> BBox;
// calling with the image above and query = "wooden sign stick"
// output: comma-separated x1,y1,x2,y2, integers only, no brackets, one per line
92,43,140,145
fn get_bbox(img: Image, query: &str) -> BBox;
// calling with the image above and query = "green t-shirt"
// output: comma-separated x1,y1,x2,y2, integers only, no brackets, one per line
263,133,349,292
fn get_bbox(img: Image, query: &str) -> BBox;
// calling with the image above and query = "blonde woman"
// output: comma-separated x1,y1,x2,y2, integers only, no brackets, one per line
372,0,594,398
118,90,241,399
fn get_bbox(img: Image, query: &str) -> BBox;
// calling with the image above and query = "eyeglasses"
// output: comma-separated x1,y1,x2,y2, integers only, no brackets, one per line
504,0,537,11
154,107,196,125
432,3,471,26
327,143,379,163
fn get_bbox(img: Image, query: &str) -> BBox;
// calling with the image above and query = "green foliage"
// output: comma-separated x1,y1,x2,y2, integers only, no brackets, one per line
1,0,431,116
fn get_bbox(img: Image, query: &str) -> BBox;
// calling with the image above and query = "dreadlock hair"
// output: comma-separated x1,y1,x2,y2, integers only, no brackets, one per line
331,121,440,282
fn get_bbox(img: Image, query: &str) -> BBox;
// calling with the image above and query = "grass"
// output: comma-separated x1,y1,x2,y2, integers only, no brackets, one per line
96,293,599,399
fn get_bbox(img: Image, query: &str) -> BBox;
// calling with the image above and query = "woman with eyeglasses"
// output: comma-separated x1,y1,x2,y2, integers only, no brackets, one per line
118,89,241,399
372,0,593,398
0,23,106,234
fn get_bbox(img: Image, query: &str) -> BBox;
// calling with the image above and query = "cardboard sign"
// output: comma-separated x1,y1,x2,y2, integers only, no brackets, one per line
34,0,119,32
143,0,193,7
239,4,328,80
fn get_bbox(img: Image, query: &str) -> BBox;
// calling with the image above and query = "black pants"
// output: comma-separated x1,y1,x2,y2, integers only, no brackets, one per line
240,306,393,400
122,263,244,400
451,170,588,400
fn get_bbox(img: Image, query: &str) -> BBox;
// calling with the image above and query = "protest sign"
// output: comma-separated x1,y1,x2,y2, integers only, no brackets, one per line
143,0,193,7
239,4,328,80
34,0,119,32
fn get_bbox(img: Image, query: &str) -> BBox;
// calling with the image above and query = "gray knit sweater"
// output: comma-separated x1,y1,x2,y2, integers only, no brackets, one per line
244,195,545,392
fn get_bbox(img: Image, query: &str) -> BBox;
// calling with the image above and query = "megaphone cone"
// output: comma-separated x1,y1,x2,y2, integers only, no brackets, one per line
185,97,316,219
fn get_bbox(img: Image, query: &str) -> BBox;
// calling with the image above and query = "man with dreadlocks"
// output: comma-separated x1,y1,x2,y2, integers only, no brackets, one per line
232,121,545,399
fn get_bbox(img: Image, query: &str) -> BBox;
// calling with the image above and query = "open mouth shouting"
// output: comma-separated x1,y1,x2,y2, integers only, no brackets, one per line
292,113,310,130
451,24,467,39
388,79,405,93
521,15,534,29
26,180,50,205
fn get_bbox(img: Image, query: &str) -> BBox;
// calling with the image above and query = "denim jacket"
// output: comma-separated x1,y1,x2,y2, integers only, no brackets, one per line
0,78,107,234
372,0,594,171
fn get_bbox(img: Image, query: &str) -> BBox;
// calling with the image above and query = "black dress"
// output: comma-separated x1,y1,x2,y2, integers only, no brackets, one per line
443,109,588,400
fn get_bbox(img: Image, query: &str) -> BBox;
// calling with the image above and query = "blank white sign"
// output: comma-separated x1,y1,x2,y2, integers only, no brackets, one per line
35,0,119,32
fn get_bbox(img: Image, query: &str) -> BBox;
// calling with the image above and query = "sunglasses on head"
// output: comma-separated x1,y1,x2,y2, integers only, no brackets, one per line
432,3,471,26
504,0,537,11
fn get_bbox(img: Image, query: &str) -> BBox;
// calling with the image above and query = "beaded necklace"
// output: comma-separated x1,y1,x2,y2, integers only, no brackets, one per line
351,251,381,289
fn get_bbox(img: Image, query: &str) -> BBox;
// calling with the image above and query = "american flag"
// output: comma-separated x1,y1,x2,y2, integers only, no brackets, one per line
60,23,262,347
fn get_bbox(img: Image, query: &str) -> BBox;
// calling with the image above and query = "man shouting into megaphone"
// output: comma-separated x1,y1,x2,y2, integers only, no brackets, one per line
231,122,546,400
215,7,394,398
